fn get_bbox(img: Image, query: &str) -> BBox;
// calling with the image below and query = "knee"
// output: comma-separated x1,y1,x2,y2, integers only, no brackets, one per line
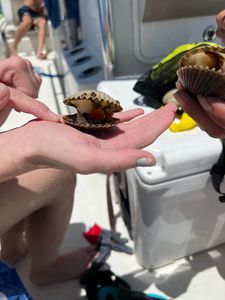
58,170,76,194
54,171,76,208
37,18,47,29
22,19,33,29
65,170,77,188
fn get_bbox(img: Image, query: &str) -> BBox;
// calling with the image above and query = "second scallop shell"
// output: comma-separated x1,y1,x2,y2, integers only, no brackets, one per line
177,45,225,99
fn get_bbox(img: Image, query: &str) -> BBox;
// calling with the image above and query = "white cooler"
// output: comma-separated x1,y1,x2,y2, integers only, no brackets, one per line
97,79,225,269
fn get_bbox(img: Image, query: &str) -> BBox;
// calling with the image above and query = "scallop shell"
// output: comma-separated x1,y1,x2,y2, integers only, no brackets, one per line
63,90,123,129
177,45,225,99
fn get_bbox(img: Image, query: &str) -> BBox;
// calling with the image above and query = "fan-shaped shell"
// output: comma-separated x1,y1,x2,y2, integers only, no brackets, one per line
63,90,123,129
177,45,225,99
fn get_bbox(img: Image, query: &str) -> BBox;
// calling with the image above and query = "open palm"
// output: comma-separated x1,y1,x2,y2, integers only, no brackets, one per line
20,104,176,174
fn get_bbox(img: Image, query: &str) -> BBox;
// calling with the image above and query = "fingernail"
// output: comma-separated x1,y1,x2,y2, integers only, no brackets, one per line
173,90,186,104
59,114,65,123
136,158,155,167
197,95,212,112
175,80,184,90
48,111,61,122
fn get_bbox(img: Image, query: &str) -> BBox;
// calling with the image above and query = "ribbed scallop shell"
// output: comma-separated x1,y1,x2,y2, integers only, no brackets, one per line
63,90,123,129
177,45,225,99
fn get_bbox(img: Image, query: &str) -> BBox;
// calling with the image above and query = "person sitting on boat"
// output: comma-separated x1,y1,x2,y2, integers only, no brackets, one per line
10,0,48,59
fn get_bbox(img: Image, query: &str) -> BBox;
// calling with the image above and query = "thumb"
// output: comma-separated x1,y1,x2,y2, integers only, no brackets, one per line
0,83,10,110
9,87,60,122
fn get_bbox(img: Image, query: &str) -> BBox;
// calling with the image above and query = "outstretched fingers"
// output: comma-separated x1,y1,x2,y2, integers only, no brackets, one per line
112,103,177,149
9,87,60,122
75,147,156,174
114,108,144,122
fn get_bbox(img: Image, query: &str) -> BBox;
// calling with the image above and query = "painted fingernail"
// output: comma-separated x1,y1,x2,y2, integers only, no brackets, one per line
136,158,155,167
197,95,212,112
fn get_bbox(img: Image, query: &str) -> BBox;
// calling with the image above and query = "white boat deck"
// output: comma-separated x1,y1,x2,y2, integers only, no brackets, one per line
2,53,225,300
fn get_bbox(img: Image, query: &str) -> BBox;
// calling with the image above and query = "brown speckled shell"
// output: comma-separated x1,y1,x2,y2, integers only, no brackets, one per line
63,114,120,129
63,90,123,129
177,45,225,99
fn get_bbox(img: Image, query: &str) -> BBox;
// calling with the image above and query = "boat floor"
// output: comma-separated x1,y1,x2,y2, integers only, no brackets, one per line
2,53,225,300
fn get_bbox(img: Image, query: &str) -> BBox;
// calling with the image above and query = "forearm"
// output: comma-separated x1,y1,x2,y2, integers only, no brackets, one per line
0,127,37,183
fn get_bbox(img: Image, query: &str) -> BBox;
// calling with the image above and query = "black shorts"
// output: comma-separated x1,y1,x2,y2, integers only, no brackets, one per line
18,6,47,22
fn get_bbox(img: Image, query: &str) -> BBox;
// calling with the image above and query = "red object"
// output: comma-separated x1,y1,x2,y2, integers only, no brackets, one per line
83,223,103,245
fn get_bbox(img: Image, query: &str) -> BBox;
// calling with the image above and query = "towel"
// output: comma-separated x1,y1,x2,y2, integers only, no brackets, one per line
65,0,80,22
44,0,61,29
0,260,32,300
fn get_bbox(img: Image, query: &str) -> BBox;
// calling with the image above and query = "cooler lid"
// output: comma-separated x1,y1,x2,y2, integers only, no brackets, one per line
132,0,223,63
136,128,222,185
97,79,222,184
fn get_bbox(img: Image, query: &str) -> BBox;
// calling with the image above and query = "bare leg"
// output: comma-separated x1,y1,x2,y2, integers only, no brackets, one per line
34,17,47,59
0,169,96,286
10,15,33,56
1,220,28,265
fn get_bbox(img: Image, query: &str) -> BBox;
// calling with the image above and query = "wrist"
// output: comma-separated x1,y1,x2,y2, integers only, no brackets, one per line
0,125,41,182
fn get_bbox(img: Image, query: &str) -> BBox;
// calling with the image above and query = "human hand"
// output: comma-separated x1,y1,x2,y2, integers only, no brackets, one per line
0,56,60,125
10,104,176,175
216,10,225,44
174,88,225,138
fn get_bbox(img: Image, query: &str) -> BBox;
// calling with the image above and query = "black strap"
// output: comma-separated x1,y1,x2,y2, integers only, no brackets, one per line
106,174,116,231
210,139,225,202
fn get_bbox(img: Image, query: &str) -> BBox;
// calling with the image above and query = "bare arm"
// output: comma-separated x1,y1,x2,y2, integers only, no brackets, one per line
0,104,176,182
0,127,35,183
